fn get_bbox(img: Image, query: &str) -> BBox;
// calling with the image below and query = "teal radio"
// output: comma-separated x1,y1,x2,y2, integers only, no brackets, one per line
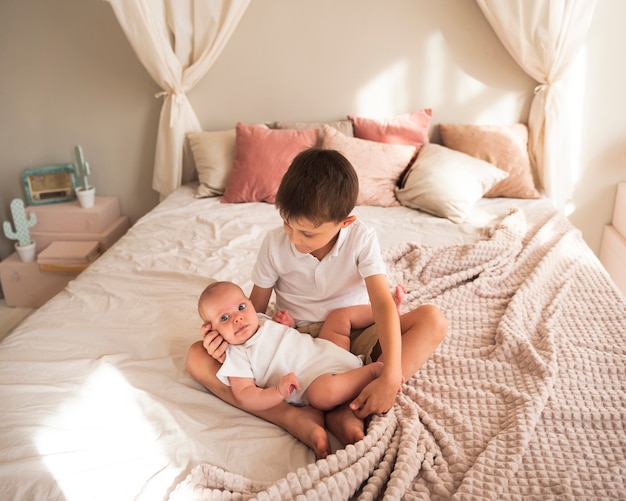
23,164,77,205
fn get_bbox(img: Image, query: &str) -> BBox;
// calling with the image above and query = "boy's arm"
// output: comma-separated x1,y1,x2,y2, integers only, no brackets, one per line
249,285,272,314
350,274,403,417
229,373,300,411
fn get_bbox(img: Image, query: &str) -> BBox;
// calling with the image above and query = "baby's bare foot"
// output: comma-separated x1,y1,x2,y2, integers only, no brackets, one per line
369,360,384,379
393,285,406,313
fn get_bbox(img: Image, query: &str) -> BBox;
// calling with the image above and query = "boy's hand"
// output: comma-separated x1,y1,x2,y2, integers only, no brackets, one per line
277,372,300,399
201,322,228,363
349,374,401,418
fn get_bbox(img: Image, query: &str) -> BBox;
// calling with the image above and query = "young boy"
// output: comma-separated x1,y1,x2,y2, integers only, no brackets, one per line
198,281,385,412
187,148,447,458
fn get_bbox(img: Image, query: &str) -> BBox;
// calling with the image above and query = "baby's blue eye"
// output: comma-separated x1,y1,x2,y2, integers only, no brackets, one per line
238,303,246,311
220,314,230,322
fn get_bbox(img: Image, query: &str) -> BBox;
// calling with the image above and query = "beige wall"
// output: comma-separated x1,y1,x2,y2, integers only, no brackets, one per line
1,0,624,269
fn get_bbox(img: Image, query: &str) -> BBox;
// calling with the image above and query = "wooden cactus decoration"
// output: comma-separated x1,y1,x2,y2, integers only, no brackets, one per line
3,199,37,247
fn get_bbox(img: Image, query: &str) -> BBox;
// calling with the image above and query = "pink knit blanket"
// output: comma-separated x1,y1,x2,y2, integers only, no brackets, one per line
171,207,626,500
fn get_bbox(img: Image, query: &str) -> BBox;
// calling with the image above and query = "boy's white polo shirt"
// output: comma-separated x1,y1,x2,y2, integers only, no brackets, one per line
252,219,387,324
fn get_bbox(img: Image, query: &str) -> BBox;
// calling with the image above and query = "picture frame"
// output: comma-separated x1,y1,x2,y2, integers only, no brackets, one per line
23,163,77,205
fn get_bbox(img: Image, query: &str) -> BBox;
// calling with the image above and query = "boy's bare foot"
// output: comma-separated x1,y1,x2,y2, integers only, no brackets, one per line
285,405,330,458
393,285,406,313
325,403,365,446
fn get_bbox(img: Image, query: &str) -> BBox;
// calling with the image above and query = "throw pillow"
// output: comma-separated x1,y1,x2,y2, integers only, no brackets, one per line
439,123,540,198
394,143,509,223
321,125,416,207
188,128,242,198
273,120,353,145
221,122,318,203
348,109,432,148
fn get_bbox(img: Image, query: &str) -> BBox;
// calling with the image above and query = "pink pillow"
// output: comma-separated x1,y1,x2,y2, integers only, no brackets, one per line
321,125,416,207
439,123,540,199
348,110,432,148
222,123,318,203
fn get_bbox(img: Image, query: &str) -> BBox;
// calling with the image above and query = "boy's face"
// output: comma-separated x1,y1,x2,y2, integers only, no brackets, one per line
283,215,356,257
199,284,259,345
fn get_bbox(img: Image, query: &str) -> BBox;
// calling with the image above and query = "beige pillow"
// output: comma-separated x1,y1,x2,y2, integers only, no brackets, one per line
188,125,269,198
439,123,540,198
395,143,509,223
321,125,416,207
274,120,353,145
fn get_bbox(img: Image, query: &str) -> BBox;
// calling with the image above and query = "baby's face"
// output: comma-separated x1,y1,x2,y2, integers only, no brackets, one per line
200,284,259,345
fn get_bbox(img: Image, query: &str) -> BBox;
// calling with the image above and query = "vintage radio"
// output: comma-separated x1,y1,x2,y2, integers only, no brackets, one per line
23,164,77,205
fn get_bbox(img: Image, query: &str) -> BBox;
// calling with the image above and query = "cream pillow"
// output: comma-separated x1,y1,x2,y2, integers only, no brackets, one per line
321,125,416,207
188,125,269,198
395,143,509,223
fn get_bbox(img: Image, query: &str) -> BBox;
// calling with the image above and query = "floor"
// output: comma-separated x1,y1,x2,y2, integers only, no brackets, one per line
0,299,35,342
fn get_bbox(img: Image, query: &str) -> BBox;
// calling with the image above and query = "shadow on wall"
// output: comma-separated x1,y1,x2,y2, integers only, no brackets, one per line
188,0,535,131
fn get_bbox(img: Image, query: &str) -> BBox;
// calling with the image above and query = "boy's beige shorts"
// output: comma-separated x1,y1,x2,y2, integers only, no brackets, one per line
297,322,377,364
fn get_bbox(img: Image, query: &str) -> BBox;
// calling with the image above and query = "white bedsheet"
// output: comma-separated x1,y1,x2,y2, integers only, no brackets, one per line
0,185,552,501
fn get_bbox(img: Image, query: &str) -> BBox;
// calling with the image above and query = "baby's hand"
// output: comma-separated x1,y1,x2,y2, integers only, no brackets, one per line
277,372,300,399
273,310,296,328
202,323,227,363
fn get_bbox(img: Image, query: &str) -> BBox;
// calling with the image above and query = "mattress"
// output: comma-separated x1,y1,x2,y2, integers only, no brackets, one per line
0,184,624,500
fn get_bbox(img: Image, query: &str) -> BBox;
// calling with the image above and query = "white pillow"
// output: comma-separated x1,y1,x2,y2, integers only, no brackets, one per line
187,125,268,198
394,143,509,223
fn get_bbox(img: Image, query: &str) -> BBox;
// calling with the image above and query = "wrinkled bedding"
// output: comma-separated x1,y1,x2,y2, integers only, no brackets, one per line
1,185,624,501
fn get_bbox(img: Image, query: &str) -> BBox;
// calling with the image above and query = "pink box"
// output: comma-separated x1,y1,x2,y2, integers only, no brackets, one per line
612,182,626,238
0,253,79,308
599,225,626,297
31,216,130,253
26,196,121,234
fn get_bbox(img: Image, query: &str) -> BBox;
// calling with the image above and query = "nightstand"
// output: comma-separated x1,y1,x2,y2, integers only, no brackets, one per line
0,196,130,307
599,182,626,296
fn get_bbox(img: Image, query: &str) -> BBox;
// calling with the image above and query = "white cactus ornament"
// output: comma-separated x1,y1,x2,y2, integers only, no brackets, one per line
3,198,37,247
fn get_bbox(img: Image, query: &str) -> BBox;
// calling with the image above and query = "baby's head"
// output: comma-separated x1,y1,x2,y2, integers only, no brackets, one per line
276,147,359,227
198,281,259,345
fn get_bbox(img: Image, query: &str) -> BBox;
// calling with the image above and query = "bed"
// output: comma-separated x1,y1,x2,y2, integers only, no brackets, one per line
1,115,625,501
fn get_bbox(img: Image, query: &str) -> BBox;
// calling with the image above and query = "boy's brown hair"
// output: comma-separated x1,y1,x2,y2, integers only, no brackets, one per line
275,148,359,225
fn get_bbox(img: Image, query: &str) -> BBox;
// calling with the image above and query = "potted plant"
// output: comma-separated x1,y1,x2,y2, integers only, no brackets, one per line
3,198,37,262
74,145,95,208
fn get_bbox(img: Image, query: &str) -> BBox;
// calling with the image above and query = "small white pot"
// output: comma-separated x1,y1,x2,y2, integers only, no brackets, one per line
76,186,96,208
15,241,36,263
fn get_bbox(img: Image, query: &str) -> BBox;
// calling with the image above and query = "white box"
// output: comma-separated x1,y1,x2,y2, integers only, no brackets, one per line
599,224,626,297
612,182,626,238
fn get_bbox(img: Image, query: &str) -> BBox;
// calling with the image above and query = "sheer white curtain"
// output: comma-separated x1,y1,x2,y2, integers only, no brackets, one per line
106,0,250,197
476,0,596,209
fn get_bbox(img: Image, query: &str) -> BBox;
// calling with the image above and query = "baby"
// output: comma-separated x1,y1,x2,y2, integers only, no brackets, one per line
197,281,385,412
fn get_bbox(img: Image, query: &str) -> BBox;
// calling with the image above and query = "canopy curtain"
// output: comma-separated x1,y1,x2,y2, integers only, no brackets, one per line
105,0,251,197
475,0,596,210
